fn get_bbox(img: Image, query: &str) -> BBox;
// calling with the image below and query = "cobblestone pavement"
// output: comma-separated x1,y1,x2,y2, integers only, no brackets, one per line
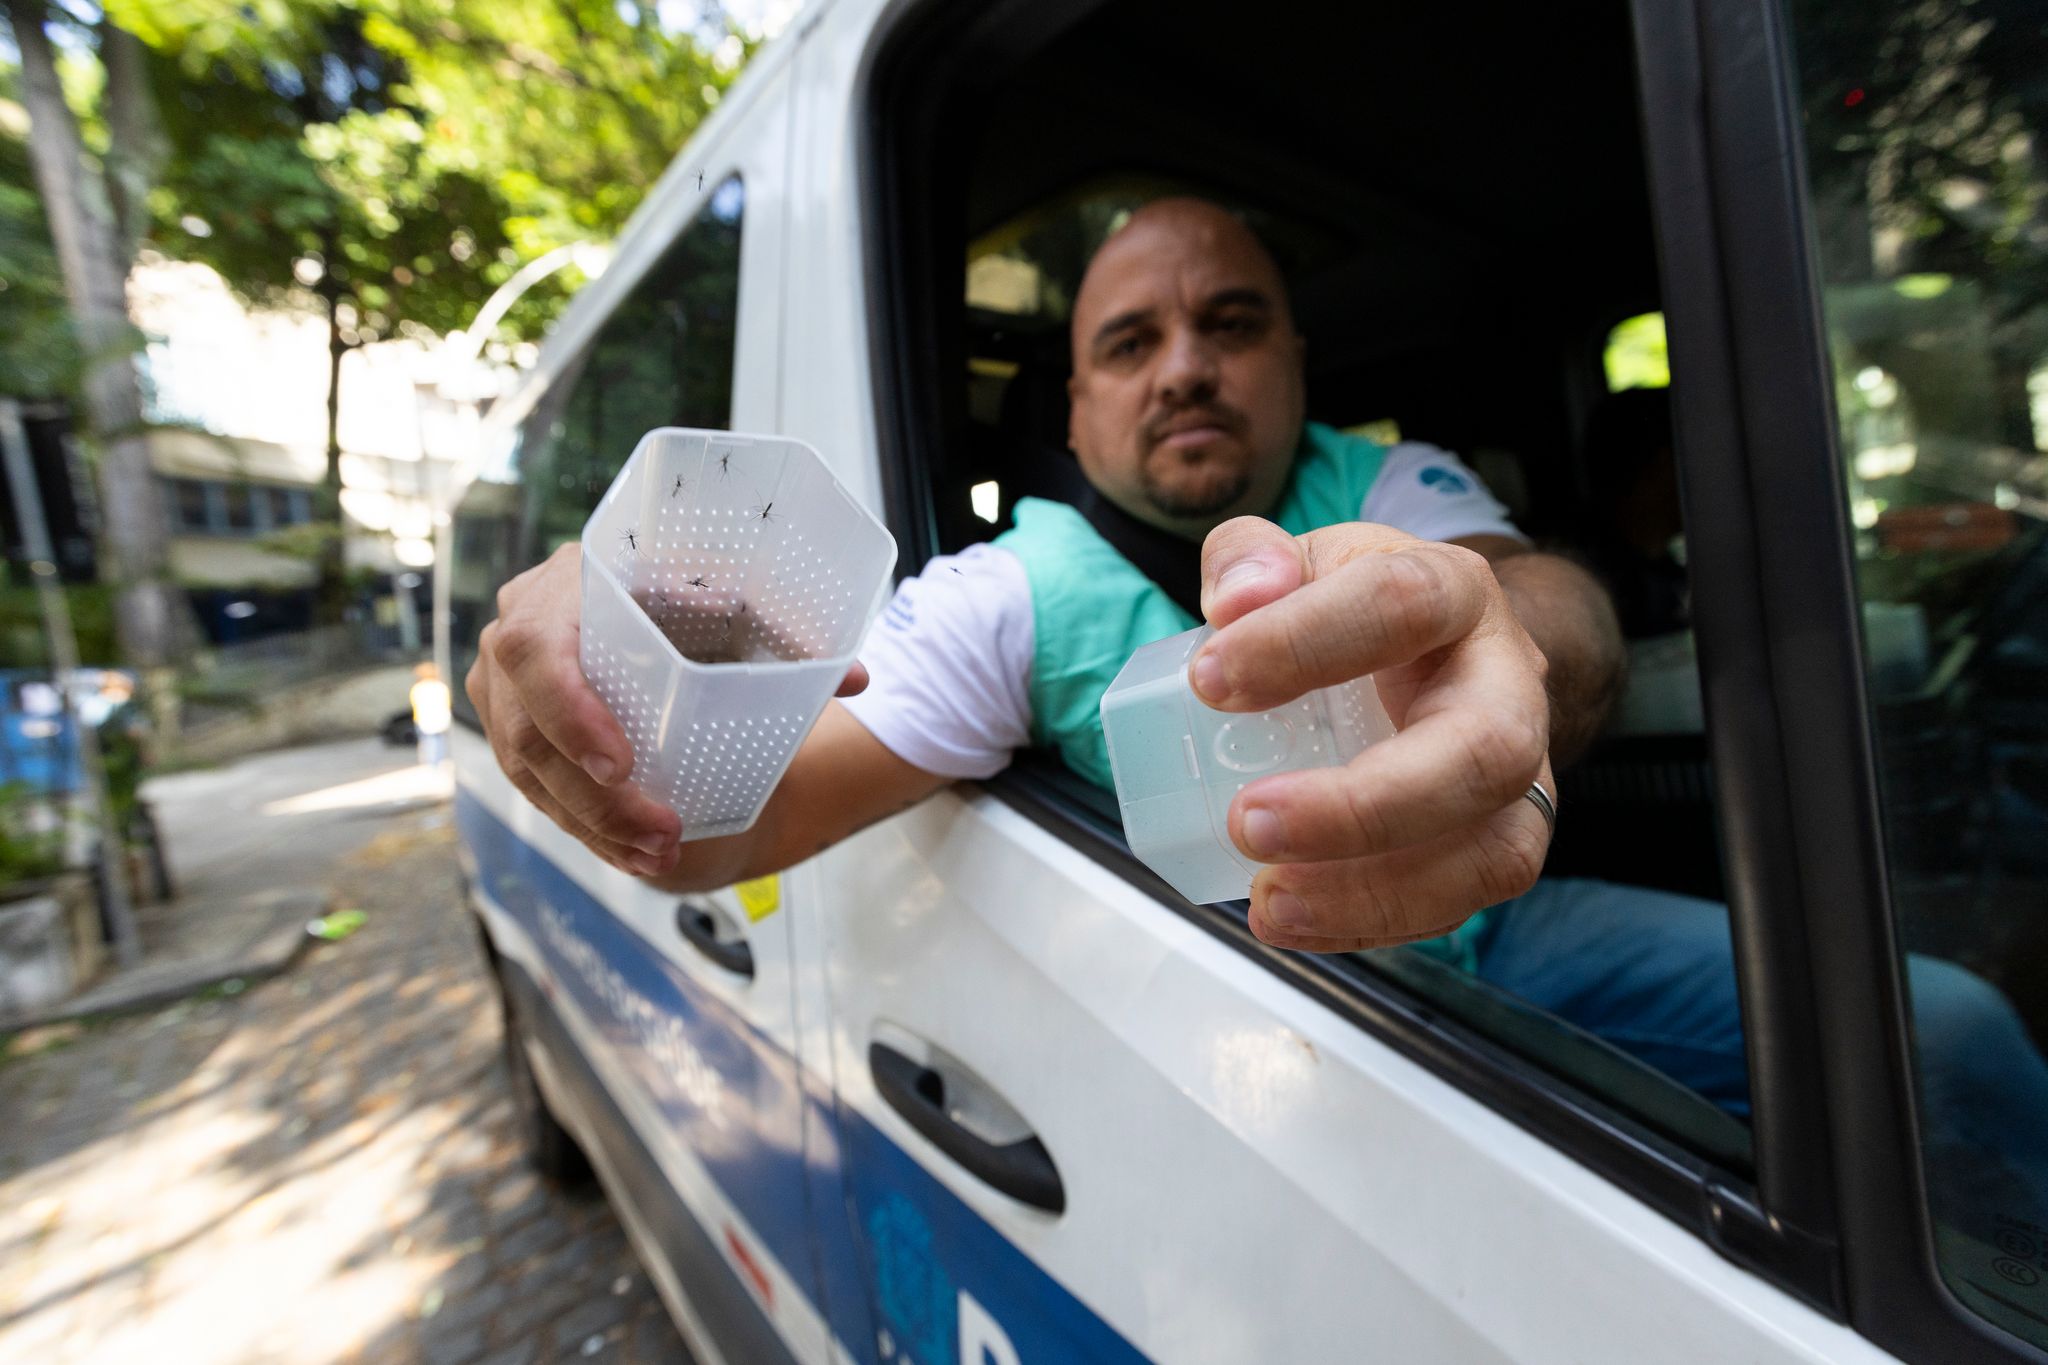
0,813,692,1364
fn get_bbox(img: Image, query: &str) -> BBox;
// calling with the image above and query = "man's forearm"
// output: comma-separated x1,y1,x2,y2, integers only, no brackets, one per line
1490,551,1625,768
644,824,760,894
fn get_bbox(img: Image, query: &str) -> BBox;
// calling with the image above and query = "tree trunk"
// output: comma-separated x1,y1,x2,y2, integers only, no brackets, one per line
99,19,168,263
5,0,185,674
317,278,350,630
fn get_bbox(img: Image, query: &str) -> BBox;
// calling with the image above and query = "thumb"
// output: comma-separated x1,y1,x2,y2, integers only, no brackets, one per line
1200,516,1305,628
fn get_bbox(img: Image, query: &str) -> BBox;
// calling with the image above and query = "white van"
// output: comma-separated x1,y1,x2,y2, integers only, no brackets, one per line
439,0,2048,1361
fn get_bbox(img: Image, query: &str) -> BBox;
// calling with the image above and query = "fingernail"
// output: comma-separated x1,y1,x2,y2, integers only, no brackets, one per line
1243,807,1286,858
635,831,671,856
1192,650,1228,702
584,755,619,785
1263,889,1312,931
629,855,662,876
1219,558,1269,594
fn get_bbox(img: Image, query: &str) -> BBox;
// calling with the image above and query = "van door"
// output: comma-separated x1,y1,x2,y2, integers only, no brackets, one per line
783,0,1904,1360
449,50,836,1365
806,787,1904,1364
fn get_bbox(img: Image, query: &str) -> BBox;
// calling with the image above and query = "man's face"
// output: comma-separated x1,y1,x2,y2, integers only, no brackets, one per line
1067,200,1307,539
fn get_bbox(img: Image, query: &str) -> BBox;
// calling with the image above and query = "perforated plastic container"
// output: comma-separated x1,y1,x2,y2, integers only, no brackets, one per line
579,428,897,841
1100,625,1396,904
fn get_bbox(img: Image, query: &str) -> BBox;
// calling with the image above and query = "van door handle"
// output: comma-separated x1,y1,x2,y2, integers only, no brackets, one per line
675,900,754,978
868,1042,1065,1214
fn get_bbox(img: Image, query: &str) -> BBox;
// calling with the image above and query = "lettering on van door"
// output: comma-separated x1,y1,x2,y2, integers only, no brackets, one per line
957,1291,1020,1365
538,902,730,1126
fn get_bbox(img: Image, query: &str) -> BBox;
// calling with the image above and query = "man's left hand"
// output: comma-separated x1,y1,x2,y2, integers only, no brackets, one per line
1193,517,1555,952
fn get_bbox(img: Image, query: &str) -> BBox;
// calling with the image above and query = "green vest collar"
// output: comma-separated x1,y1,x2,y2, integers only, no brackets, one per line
991,422,1489,970
993,421,1389,789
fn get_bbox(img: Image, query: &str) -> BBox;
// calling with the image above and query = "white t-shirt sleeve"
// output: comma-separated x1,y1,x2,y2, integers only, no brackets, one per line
837,543,1035,781
1360,441,1530,545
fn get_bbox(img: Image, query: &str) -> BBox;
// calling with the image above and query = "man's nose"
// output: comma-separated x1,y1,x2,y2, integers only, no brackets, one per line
1156,326,1220,405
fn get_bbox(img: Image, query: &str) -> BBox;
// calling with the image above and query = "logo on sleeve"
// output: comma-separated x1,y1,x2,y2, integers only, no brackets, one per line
1419,466,1472,496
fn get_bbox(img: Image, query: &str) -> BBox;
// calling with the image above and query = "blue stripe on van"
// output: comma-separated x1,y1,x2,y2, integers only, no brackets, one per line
455,792,816,1292
835,1105,1152,1365
456,787,1150,1365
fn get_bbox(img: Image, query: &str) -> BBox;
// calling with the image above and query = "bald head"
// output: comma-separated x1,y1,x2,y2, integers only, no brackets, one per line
1065,197,1307,540
1072,199,1296,368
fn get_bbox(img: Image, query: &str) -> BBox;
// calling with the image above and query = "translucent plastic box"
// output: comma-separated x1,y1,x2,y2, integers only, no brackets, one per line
1100,625,1396,904
579,428,897,841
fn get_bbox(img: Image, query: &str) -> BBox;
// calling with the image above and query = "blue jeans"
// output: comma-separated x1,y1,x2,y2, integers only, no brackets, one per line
1472,878,2048,1234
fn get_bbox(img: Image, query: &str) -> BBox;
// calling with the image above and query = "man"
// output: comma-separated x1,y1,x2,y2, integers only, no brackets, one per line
467,196,1624,952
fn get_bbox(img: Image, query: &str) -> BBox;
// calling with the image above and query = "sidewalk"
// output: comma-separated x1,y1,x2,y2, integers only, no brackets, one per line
5,739,453,1028
0,747,688,1362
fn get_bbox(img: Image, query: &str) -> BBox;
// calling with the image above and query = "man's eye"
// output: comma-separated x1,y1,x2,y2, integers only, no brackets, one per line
1109,336,1141,358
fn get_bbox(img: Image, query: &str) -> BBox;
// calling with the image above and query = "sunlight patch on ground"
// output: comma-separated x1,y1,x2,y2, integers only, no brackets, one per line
261,763,453,817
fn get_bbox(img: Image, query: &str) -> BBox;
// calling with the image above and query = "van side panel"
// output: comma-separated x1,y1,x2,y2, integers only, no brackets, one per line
457,789,814,1362
495,953,800,1365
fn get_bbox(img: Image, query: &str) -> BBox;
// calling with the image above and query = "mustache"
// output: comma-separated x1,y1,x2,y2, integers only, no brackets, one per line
1143,403,1244,447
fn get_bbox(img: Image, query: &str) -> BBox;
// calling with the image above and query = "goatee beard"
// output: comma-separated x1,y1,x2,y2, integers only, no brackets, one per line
1142,464,1252,520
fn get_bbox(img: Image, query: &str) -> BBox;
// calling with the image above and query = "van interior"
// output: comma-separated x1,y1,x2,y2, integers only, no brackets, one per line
867,0,1728,905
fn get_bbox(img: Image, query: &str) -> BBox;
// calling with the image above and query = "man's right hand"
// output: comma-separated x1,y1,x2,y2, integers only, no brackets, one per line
465,543,870,877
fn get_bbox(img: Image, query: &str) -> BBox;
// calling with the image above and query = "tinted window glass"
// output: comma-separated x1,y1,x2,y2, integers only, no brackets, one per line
171,478,210,532
449,175,746,724
1788,0,2048,1345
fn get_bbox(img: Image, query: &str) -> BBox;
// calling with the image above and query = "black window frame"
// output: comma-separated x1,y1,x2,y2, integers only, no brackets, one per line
857,0,1859,1327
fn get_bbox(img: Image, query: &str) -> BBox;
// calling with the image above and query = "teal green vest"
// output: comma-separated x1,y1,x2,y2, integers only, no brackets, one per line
993,421,1491,970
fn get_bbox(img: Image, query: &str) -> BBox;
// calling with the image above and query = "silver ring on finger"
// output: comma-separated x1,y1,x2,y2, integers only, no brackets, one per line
1523,780,1557,837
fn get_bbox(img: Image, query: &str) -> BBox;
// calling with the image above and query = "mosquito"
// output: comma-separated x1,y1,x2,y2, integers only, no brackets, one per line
686,574,711,590
715,449,733,479
670,474,689,498
619,529,639,556
696,170,705,191
749,500,779,524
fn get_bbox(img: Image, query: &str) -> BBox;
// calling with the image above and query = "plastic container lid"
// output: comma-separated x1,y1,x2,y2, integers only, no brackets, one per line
1100,625,1395,904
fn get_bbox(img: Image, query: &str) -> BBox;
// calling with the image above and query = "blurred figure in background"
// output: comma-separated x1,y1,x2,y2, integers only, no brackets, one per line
410,663,451,768
1580,386,1689,641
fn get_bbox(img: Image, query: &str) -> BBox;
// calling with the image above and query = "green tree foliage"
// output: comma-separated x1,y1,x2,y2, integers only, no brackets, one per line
121,0,746,342
359,0,749,254
127,9,518,619
111,0,744,618
0,73,79,397
5,0,747,630
1796,0,2048,451
140,10,523,343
